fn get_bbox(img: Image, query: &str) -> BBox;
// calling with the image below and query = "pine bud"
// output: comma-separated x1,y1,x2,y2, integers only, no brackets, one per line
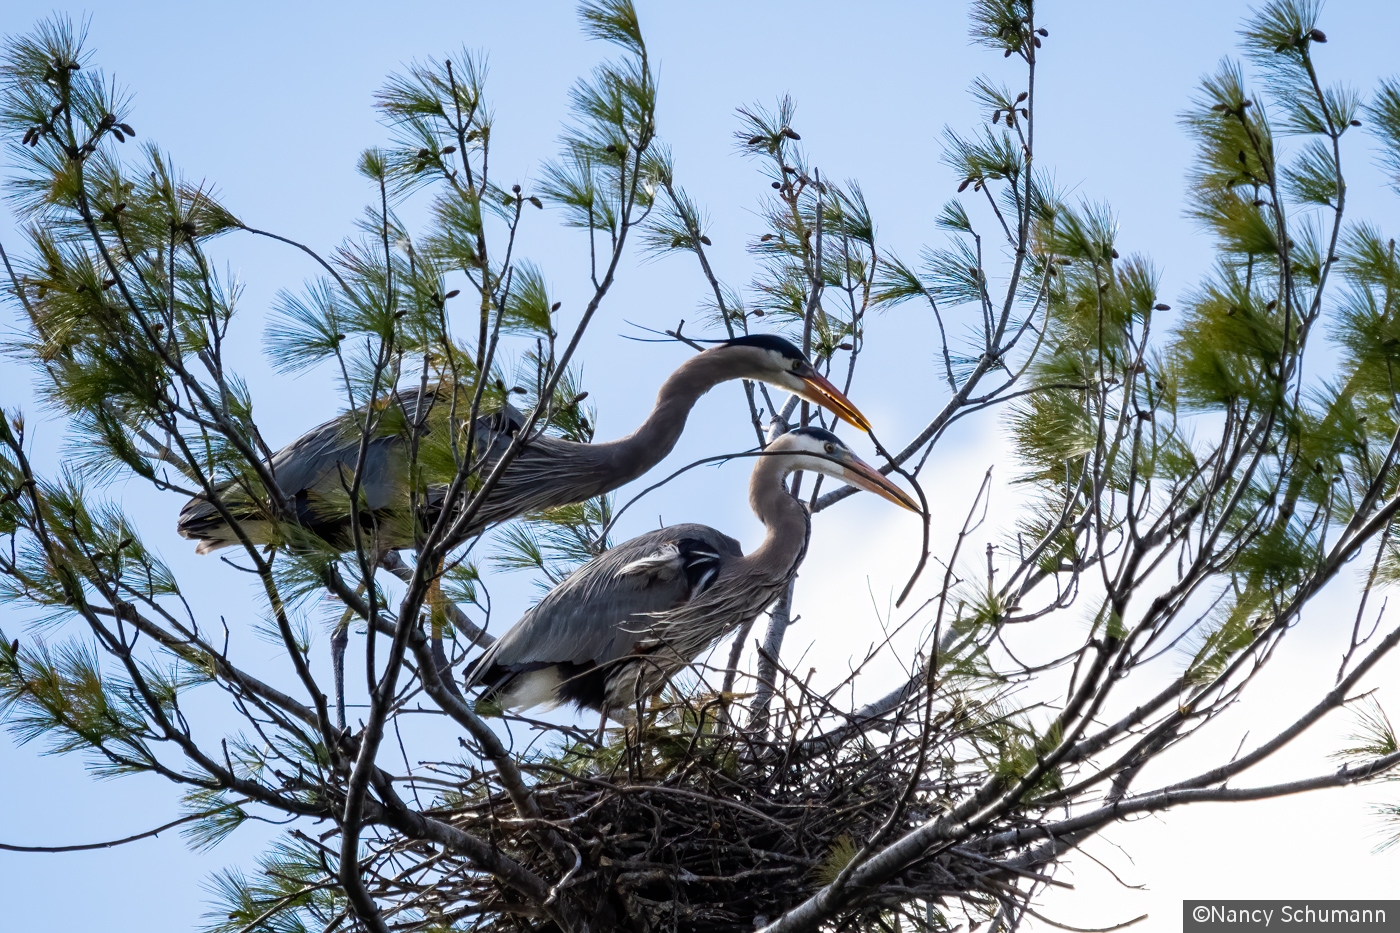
838,342,852,350
1033,37,1041,47
1241,100,1253,108
772,181,781,189
152,322,164,333
1110,248,1120,259
9,639,17,655
1308,29,1326,42
112,129,125,142
1016,91,1028,102
528,196,543,208
957,178,972,192
440,145,457,155
760,233,774,241
1004,48,1013,57
1238,150,1247,164
572,391,589,405
1266,300,1277,311
335,333,347,342
991,110,1002,123
512,184,522,194
605,143,618,153
119,123,134,136
1006,113,1015,126
699,235,712,246
748,135,765,146
1253,199,1267,207
511,386,527,394
781,127,801,140
1350,119,1362,127
444,289,460,299
417,148,431,159
1154,303,1170,311
1036,28,1048,37
551,301,561,312
753,309,765,316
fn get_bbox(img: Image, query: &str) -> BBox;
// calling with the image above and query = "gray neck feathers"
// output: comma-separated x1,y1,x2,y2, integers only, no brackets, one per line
741,453,812,585
471,351,739,529
590,350,738,484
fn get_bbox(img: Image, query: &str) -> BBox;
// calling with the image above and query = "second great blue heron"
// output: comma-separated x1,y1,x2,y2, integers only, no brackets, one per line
465,427,919,724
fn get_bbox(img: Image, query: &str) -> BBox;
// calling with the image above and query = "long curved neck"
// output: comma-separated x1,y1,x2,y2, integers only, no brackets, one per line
592,350,738,484
472,352,741,527
740,454,811,583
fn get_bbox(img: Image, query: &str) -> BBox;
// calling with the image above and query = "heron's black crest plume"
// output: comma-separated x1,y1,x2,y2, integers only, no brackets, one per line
720,333,805,360
788,426,844,446
621,323,808,361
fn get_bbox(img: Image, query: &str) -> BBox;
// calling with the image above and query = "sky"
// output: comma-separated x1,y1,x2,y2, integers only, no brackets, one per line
2,1,1400,930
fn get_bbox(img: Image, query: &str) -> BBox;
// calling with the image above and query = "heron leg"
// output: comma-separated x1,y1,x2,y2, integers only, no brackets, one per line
332,602,354,732
427,560,465,701
595,707,609,746
333,547,397,731
333,569,374,731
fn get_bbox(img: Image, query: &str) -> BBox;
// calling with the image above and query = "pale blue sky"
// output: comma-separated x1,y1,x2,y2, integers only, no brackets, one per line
3,2,1400,929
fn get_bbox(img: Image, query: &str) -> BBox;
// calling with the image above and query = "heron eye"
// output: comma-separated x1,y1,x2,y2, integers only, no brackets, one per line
824,443,835,454
790,359,801,372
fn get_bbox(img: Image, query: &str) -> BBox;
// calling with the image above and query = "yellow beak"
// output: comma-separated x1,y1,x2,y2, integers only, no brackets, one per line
843,455,921,513
797,372,873,433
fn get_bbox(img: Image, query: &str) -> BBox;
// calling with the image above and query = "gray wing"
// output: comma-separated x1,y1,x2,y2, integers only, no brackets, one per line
174,410,366,542
471,524,743,677
270,393,523,514
177,389,523,546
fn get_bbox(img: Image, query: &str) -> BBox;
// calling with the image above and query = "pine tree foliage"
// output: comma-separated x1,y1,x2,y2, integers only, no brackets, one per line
5,2,1400,931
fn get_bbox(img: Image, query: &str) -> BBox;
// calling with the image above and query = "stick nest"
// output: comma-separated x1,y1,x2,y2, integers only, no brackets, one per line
373,681,1042,932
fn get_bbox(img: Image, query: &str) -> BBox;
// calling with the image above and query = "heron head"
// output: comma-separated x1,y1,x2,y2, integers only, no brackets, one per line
769,427,920,512
709,335,872,432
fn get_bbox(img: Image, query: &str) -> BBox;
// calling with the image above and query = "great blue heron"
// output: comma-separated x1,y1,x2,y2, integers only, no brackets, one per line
177,335,868,550
464,426,919,725
176,335,871,724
